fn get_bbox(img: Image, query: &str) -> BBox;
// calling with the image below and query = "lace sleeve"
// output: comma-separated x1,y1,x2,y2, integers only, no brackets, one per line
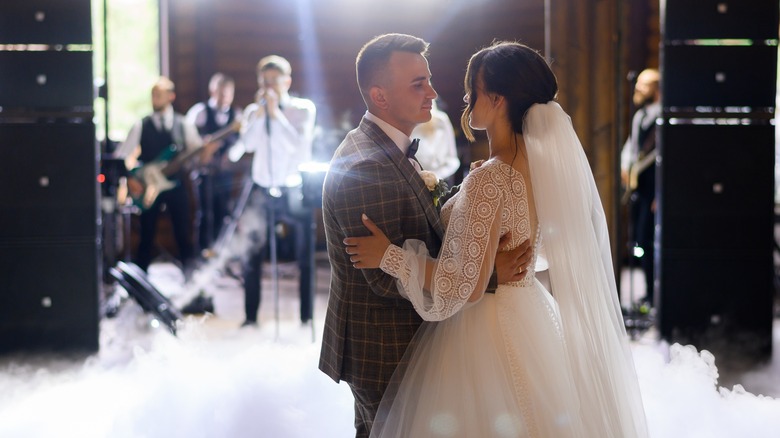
379,243,426,302
379,167,503,321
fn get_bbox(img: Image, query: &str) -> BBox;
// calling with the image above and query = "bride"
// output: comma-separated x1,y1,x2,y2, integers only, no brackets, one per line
344,41,649,437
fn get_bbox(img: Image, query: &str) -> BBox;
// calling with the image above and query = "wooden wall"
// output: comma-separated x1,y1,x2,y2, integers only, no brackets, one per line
163,0,661,263
167,0,545,134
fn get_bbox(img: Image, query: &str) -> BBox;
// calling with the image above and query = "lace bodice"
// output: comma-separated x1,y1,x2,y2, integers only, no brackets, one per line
380,159,540,321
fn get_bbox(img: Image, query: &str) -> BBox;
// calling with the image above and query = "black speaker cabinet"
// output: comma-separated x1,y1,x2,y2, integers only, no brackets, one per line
658,249,773,352
0,122,100,352
0,0,92,44
657,123,774,354
0,51,93,111
0,241,100,352
662,45,777,109
663,0,779,41
0,123,99,240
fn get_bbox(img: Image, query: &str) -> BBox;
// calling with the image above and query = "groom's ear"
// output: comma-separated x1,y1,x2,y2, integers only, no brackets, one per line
370,86,389,110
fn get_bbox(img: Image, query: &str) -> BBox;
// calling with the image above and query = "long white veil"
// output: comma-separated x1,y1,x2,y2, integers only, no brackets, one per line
524,102,649,437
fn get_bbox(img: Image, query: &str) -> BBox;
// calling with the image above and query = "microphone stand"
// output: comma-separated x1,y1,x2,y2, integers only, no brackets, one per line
265,103,281,340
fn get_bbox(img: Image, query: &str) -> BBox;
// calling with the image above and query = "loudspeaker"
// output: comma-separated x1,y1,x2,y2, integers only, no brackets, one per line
0,123,99,239
658,250,773,352
663,0,779,41
0,241,100,352
662,45,777,109
0,0,98,352
657,123,774,353
0,51,93,110
0,122,100,352
658,123,774,251
0,0,92,44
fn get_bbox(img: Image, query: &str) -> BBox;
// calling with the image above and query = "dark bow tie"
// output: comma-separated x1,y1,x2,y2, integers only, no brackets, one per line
406,138,420,159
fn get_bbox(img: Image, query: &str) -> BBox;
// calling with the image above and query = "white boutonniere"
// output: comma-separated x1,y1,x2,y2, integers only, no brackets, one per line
418,170,448,207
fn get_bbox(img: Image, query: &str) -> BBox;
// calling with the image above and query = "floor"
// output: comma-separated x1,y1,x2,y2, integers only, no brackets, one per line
618,266,780,397
2,254,779,437
146,252,780,399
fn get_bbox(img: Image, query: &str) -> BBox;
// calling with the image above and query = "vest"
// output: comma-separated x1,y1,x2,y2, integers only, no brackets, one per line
138,114,186,179
202,104,238,159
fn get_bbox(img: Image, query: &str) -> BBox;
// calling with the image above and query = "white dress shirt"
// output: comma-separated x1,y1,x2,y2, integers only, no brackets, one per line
364,111,420,171
185,98,242,131
229,95,316,188
411,108,460,179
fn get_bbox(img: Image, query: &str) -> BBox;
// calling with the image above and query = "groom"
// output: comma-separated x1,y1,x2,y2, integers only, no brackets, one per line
319,33,530,437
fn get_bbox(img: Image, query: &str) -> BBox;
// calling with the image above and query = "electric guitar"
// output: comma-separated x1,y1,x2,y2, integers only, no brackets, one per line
130,120,241,211
621,149,656,205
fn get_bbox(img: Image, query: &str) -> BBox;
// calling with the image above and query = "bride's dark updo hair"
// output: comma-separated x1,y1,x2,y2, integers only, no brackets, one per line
461,42,558,140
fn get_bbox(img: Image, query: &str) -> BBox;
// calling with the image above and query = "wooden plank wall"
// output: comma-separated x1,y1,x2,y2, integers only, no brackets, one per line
167,0,545,136
545,0,659,264
164,0,660,262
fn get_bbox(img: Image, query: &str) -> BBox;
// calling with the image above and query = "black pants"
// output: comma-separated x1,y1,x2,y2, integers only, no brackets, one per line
195,169,234,252
243,185,314,323
347,382,384,438
630,192,655,304
135,182,194,272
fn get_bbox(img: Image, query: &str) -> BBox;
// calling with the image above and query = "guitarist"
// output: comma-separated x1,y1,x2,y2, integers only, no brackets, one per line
620,68,661,310
186,73,243,254
116,77,214,274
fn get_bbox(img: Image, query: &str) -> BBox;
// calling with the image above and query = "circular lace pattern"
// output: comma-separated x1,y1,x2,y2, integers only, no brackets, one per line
439,160,536,316
380,159,539,320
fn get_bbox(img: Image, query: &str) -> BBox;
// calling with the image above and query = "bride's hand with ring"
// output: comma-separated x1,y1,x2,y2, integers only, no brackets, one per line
343,214,390,269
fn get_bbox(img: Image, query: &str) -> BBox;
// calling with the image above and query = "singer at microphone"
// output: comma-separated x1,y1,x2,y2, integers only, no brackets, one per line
226,54,317,327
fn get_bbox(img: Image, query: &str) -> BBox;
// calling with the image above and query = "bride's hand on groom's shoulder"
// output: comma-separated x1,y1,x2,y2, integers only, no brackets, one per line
343,214,391,269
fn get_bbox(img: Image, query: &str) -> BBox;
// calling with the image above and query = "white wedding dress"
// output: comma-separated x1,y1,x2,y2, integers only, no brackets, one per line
371,103,648,438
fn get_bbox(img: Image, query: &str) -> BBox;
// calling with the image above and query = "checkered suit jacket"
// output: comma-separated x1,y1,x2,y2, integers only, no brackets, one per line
319,118,444,392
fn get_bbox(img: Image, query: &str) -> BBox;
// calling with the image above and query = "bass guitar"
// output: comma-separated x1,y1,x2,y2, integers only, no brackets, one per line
130,120,241,210
621,149,656,205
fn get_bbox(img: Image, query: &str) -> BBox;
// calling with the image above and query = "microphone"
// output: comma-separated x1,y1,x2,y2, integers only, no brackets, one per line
264,100,271,135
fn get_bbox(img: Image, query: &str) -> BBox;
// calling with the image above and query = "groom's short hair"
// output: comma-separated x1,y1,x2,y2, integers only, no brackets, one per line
356,33,430,106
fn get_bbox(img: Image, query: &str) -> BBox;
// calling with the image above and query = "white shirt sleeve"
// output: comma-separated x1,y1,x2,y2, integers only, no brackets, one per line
114,120,143,160
182,119,204,151
185,102,208,131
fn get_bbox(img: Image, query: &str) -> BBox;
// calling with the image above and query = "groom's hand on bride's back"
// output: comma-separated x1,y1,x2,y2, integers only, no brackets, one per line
495,233,532,284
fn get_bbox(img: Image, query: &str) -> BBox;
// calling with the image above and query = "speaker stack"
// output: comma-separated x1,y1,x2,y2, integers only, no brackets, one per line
657,0,778,355
0,1,101,352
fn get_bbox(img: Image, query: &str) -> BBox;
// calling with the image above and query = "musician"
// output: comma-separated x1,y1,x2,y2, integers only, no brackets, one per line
228,55,317,326
621,68,661,310
186,73,243,254
115,76,214,274
410,98,461,183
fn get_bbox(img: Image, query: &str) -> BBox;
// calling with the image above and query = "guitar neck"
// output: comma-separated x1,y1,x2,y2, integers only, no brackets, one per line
160,121,240,177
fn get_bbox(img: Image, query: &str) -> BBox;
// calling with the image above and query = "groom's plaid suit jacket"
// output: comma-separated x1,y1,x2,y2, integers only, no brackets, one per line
319,118,444,392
